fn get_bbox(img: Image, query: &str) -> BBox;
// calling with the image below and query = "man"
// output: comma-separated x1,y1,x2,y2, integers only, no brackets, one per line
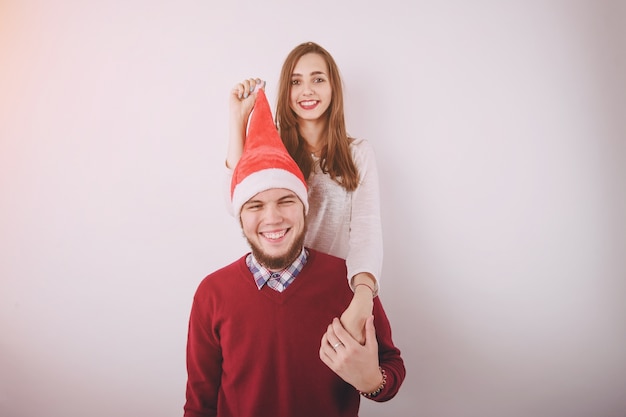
184,89,405,417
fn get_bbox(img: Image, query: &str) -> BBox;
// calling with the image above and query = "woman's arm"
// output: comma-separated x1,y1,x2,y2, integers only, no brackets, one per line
346,139,383,293
224,79,265,216
340,272,376,344
226,78,264,169
340,140,384,343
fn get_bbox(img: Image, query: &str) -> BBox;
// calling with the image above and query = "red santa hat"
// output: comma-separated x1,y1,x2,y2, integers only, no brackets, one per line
230,88,309,218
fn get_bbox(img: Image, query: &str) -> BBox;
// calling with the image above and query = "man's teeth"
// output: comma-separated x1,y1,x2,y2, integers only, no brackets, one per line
264,230,286,239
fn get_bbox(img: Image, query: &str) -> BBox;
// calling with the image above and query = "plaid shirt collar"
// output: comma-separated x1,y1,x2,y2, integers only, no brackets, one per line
246,248,309,292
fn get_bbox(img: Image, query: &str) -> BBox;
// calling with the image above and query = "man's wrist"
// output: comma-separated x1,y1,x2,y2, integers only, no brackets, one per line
358,367,387,398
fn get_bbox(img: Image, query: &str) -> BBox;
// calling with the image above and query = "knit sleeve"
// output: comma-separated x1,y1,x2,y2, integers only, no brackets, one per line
369,296,406,402
346,139,384,291
184,288,222,417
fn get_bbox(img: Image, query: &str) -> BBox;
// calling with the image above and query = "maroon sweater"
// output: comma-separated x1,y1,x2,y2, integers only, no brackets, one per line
184,249,405,417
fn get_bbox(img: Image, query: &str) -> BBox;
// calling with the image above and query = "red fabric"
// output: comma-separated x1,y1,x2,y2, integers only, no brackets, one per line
184,249,405,417
230,89,307,198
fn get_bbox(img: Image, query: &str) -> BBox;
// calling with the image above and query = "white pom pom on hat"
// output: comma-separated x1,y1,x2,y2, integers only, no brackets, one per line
230,88,309,218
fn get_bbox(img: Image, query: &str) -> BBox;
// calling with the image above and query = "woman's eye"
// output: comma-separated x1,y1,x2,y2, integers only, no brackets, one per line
290,79,300,85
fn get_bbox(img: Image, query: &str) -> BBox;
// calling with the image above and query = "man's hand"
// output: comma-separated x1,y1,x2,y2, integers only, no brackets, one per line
319,316,383,394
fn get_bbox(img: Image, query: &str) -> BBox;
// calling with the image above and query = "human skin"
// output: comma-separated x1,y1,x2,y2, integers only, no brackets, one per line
240,188,306,271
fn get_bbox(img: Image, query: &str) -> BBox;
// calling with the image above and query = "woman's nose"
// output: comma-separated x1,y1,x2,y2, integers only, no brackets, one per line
302,82,314,95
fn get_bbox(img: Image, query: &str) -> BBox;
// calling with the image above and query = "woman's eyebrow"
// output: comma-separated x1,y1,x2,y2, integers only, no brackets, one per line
291,70,327,77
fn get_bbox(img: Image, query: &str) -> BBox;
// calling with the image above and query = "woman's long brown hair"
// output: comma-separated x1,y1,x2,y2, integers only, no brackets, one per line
275,42,359,191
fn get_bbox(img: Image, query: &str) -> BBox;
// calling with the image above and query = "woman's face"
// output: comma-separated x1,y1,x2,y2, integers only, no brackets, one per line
289,53,332,124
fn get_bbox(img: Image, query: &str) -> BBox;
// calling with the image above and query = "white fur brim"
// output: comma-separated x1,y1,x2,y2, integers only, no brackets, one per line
232,168,309,218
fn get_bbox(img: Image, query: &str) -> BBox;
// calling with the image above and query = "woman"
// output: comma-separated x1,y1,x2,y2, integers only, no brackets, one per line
226,42,382,343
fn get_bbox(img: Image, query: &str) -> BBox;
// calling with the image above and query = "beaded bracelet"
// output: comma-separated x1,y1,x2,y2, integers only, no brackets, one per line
359,367,386,398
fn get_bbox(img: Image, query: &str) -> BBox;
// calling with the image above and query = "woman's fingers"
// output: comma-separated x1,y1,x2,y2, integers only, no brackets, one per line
234,78,265,99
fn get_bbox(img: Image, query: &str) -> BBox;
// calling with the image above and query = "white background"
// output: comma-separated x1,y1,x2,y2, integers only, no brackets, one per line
1,1,625,416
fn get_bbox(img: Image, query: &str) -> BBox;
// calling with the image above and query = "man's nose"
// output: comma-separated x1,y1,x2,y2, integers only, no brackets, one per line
264,205,283,223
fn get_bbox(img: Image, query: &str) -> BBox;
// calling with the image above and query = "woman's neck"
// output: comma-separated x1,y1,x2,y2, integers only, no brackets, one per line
298,119,326,155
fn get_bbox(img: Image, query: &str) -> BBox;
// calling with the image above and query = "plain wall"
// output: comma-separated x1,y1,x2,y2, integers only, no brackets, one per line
1,1,625,416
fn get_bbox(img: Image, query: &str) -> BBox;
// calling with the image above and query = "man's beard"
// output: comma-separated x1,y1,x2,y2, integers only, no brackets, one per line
246,229,306,271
